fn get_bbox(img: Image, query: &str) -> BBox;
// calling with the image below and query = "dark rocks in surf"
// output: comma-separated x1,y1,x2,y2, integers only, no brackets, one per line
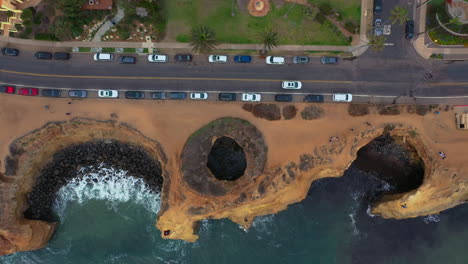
207,136,247,181
24,140,163,222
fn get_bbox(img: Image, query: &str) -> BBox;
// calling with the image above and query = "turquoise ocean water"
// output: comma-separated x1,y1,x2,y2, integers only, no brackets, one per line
2,166,468,264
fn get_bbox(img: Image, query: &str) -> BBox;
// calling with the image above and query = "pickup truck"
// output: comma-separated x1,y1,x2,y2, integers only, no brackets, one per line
234,55,252,63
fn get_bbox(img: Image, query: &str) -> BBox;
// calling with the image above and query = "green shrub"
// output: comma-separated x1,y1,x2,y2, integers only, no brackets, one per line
34,33,59,41
319,3,333,15
344,21,358,33
176,34,190,42
78,47,91,52
123,48,136,53
315,13,326,24
102,47,115,52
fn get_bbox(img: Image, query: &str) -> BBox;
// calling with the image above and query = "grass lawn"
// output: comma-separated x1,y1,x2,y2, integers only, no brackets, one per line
307,0,361,23
163,0,350,45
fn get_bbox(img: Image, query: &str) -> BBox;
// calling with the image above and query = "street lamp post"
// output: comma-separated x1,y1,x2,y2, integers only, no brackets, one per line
416,0,433,9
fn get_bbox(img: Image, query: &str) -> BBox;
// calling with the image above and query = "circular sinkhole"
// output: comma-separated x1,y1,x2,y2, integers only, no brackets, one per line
207,136,247,181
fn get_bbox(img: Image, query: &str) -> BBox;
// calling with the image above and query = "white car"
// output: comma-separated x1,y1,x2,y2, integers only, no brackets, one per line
266,56,285,65
208,55,228,63
98,90,119,98
242,93,261,102
148,54,168,62
332,93,352,102
190,92,208,100
282,81,302,89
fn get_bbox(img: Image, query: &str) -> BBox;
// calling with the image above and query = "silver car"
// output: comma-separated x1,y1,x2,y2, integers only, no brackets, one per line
68,90,87,98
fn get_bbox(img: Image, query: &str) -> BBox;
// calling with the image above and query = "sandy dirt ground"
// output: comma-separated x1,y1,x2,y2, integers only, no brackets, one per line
1,94,468,253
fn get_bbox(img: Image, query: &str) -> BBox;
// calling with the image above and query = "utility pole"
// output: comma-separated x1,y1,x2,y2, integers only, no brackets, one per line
416,0,432,9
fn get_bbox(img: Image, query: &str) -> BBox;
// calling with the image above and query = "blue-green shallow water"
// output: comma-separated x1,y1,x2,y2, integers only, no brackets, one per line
2,166,468,264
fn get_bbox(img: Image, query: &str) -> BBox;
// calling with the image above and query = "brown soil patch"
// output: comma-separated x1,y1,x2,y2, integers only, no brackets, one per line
243,103,281,121
282,105,297,120
378,105,402,116
348,104,370,116
301,105,324,120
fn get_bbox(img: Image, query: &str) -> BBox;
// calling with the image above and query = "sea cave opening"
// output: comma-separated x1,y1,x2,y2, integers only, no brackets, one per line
353,133,424,194
207,136,247,181
23,140,163,222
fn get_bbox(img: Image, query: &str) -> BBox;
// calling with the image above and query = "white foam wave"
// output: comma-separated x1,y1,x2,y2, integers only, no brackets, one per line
366,205,376,217
348,213,360,236
252,214,276,234
53,164,160,220
423,214,440,224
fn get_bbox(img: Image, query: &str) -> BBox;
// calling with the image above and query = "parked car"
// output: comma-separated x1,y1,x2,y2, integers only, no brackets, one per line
374,0,382,14
150,92,166,100
68,90,87,97
19,88,39,96
119,56,136,64
218,93,237,101
42,89,61,97
190,92,208,100
234,55,251,63
266,56,285,65
125,91,145,99
35,52,52,60
304,94,324,103
282,81,302,89
98,90,118,98
174,54,192,62
0,86,15,94
293,56,309,64
406,20,415,39
148,54,168,62
332,93,352,102
169,92,186,100
275,94,293,102
94,53,113,61
242,93,261,102
208,55,228,63
374,19,383,36
320,56,339,64
53,52,70,60
1,47,19,56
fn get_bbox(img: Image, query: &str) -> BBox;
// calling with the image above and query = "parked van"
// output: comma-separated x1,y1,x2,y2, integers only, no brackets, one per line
94,53,113,61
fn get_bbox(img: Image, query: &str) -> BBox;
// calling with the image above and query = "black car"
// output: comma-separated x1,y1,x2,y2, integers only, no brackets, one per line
1,47,19,56
293,56,309,64
275,94,293,102
406,20,415,39
320,56,339,64
218,93,237,101
374,0,382,14
125,91,145,99
35,52,53,60
54,52,70,60
42,89,61,97
304,94,324,103
174,54,192,62
119,56,136,64
169,92,186,100
150,92,166,100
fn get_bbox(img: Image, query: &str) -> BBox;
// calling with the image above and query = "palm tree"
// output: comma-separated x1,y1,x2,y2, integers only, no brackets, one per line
368,35,386,52
389,6,409,25
189,25,217,53
261,30,279,54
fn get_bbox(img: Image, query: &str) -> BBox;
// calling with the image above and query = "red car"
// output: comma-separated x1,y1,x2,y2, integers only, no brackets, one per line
0,86,15,94
19,88,39,96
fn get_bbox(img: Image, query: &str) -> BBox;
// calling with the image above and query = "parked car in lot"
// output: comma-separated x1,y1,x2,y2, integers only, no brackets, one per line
266,56,285,65
42,89,61,97
208,55,228,63
1,47,19,56
150,92,166,99
68,90,87,97
190,92,208,100
218,93,237,101
374,0,382,14
234,55,251,63
19,88,38,96
169,92,186,100
293,56,309,64
119,56,136,64
374,19,383,36
94,53,113,61
304,94,324,103
174,54,192,62
125,91,145,99
35,52,52,60
332,93,352,102
282,81,302,89
406,20,414,39
275,94,293,102
53,52,70,60
320,56,339,64
148,54,168,62
242,93,261,102
98,90,118,98
0,86,15,94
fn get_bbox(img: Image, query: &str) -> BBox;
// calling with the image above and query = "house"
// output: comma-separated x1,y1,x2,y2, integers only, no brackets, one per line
0,0,26,36
455,113,468,130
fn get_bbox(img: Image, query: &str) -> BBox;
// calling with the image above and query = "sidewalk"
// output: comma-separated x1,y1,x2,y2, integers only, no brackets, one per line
412,0,468,59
